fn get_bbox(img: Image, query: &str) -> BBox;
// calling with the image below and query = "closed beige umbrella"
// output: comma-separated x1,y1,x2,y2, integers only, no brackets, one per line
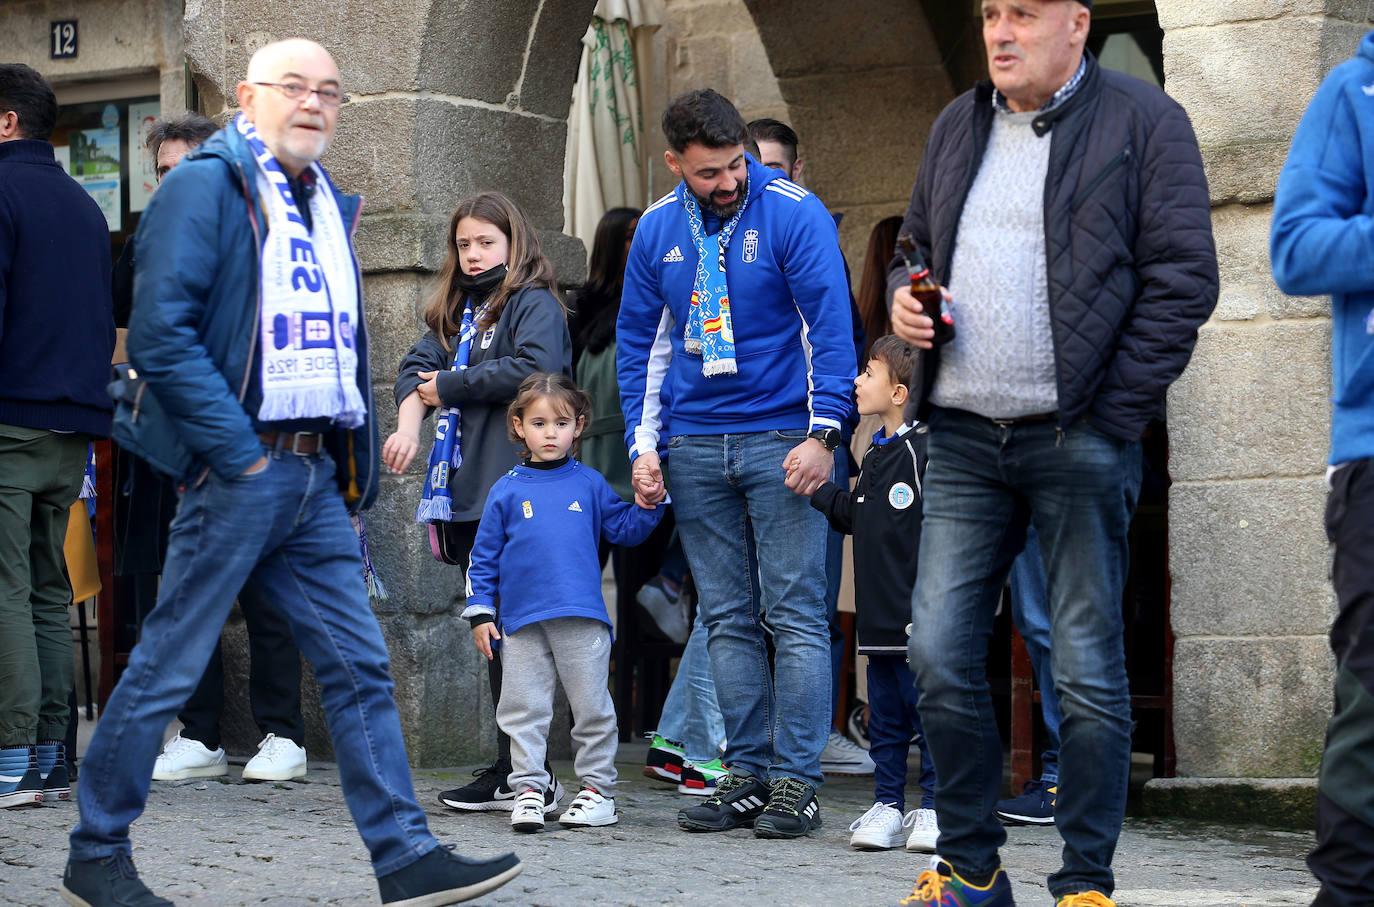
563,0,663,251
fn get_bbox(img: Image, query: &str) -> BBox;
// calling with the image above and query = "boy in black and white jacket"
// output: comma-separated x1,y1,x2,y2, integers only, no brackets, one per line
805,335,939,854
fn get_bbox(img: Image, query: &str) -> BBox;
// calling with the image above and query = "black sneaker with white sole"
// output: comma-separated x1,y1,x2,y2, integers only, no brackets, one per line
753,776,822,838
377,844,521,905
438,761,563,813
677,771,769,832
438,761,515,811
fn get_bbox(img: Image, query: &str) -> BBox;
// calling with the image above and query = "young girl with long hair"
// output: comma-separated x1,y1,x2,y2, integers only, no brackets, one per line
464,373,664,833
381,190,571,813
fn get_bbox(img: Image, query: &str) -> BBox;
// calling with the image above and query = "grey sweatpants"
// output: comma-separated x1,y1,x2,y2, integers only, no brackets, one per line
498,616,618,796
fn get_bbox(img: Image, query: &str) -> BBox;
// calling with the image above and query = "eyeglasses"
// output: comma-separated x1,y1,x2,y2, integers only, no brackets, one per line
251,81,348,107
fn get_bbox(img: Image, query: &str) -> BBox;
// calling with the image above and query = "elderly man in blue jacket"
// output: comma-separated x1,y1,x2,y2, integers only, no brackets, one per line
62,39,521,907
888,1,1218,905
1271,30,1374,907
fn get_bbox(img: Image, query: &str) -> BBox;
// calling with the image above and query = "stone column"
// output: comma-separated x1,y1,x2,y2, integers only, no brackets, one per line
184,0,593,765
1149,1,1371,825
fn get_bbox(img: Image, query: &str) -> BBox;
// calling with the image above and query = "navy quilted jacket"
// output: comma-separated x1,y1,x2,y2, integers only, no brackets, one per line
889,55,1218,441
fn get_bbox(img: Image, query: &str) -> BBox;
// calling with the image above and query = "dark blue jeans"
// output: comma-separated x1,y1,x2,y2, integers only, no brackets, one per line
867,654,935,811
909,408,1140,897
70,449,437,875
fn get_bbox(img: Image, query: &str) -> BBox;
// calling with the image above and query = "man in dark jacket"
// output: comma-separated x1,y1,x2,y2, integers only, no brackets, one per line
0,63,113,811
62,39,521,907
888,2,1217,905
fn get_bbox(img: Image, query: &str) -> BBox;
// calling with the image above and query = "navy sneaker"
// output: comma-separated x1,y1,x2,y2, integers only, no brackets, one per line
677,771,769,831
995,778,1056,826
38,740,70,803
0,745,42,809
753,776,822,838
378,844,521,905
60,853,172,906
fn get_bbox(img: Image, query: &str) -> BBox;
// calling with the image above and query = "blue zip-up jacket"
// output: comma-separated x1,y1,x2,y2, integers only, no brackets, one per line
464,459,665,635
1272,30,1374,466
116,126,379,509
616,156,856,459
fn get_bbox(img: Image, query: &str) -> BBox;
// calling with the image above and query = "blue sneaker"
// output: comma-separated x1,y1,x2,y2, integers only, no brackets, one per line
895,857,1015,906
38,740,70,803
995,778,1056,826
0,745,42,809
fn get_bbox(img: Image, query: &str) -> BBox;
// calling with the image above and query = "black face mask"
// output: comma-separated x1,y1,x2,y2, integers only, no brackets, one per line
456,263,508,297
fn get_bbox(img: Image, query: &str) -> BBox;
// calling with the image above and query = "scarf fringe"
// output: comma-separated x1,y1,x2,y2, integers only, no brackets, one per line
701,359,738,376
352,513,388,602
415,497,453,523
257,387,365,427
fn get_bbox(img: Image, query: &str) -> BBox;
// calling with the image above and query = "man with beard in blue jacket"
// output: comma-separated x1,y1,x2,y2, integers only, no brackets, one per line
618,88,856,840
1271,30,1374,907
61,39,520,907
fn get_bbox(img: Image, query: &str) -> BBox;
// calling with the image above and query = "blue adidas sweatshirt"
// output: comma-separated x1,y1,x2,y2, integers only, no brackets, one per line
1272,30,1374,465
616,155,856,460
464,458,666,635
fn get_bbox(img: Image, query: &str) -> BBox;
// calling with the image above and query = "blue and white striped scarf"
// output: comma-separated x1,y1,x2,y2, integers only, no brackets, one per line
414,299,487,522
681,187,752,377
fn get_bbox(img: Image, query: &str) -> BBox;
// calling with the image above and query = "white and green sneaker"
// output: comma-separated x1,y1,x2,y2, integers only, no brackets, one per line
678,758,728,795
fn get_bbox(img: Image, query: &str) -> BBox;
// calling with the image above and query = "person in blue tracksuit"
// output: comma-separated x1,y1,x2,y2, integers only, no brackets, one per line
1271,29,1374,906
617,88,856,840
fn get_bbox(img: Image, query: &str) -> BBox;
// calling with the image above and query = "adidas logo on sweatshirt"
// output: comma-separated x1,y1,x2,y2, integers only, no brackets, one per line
662,245,684,263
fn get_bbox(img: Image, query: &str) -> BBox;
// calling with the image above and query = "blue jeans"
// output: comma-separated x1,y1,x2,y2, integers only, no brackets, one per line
867,654,935,811
1008,524,1062,783
909,408,1140,897
70,449,437,876
668,431,830,787
655,609,725,764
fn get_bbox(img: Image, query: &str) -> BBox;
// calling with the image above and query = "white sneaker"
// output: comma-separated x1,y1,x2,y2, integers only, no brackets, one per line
558,787,618,827
820,730,876,775
511,788,546,833
152,733,228,781
848,802,912,850
906,807,940,852
242,733,307,781
636,578,689,644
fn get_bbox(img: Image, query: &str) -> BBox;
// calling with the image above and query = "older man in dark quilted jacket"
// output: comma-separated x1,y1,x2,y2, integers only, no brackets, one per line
887,2,1217,905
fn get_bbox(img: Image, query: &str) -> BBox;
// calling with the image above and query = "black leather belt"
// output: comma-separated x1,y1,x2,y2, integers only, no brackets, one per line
258,431,324,454
988,412,1057,427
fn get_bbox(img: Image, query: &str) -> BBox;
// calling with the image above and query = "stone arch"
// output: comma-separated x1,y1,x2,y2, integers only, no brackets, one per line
742,0,954,265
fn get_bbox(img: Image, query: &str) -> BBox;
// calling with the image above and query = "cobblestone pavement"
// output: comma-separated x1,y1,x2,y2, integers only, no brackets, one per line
0,746,1316,907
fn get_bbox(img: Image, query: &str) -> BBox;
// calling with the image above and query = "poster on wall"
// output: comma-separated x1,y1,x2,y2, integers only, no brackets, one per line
53,146,70,174
70,127,121,231
128,101,159,213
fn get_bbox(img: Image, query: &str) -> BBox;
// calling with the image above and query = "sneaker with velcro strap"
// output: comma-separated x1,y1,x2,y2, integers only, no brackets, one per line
510,788,546,833
558,787,618,827
754,776,822,838
677,770,769,832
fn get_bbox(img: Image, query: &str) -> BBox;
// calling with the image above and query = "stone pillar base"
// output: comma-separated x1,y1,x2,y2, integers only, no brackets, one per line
1142,777,1317,830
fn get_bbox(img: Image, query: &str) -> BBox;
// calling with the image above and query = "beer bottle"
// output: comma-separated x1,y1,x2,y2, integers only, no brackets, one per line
896,232,955,346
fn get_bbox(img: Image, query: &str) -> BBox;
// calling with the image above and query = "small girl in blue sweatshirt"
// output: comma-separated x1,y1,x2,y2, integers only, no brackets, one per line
464,372,665,833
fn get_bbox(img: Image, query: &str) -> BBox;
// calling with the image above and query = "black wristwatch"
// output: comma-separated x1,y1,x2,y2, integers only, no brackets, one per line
808,428,842,451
